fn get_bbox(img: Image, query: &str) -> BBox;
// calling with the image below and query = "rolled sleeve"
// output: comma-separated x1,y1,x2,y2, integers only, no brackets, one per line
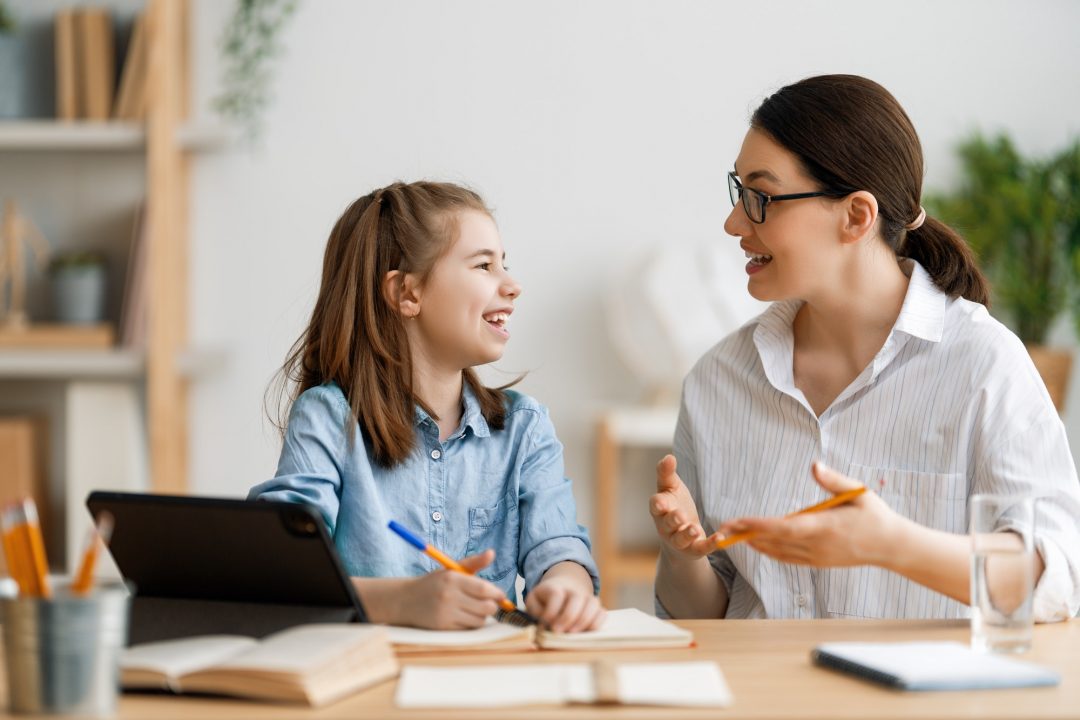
248,385,350,535
973,413,1080,622
516,409,600,596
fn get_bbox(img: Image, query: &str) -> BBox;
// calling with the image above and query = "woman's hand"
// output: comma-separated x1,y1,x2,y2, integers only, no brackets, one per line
650,455,724,563
717,462,900,567
526,562,605,633
395,550,509,629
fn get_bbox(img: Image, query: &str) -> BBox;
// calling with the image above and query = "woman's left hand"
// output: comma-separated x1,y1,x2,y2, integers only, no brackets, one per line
527,566,606,633
717,462,900,567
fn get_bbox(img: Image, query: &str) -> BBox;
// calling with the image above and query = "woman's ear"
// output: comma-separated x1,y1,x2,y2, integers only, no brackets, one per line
382,270,422,318
841,190,878,245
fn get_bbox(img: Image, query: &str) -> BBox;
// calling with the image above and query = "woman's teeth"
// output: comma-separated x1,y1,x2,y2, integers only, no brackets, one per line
484,312,509,327
745,250,773,266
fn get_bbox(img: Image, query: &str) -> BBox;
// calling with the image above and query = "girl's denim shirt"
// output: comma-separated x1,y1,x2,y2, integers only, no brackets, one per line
249,382,599,601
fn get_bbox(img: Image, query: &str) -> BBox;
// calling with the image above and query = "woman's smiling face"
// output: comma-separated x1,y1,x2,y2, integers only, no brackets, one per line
724,128,845,303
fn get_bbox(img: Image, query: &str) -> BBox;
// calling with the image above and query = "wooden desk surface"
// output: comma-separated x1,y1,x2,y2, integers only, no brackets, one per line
8,619,1080,719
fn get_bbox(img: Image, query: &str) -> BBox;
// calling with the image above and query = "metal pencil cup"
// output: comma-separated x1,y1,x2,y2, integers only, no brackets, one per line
1,581,129,716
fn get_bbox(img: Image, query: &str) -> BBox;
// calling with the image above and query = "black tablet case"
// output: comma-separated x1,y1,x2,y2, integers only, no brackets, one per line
86,492,366,645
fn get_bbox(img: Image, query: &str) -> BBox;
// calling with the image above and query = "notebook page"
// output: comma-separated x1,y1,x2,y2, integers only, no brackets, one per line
618,662,732,707
384,618,532,647
814,642,1061,690
539,608,692,647
121,636,257,679
396,664,593,708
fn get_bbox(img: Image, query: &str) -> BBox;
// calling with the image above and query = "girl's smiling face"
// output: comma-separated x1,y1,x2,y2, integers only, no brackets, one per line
724,128,845,303
409,209,522,371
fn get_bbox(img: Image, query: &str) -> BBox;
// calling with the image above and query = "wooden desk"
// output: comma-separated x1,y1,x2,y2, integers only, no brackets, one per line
6,619,1077,719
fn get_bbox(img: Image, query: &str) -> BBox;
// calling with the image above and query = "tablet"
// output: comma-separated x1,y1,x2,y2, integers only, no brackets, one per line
86,491,367,644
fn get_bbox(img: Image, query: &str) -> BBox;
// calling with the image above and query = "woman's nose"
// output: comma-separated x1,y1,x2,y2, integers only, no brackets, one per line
723,202,750,237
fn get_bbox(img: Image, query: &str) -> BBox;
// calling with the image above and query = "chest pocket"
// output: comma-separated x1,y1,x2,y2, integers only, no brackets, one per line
463,480,519,583
823,464,968,619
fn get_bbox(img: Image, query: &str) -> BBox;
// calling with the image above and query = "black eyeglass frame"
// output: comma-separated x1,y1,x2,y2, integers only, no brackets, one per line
727,171,836,224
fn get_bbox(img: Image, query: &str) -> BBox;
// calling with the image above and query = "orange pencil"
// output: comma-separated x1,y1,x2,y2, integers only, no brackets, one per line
1,499,52,598
72,511,114,595
715,486,868,550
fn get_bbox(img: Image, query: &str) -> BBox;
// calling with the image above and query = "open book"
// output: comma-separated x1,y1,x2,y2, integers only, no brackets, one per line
396,661,732,708
385,608,693,653
121,624,398,707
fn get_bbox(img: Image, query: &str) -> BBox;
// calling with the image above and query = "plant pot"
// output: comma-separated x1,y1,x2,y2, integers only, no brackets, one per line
0,23,54,119
51,265,106,325
1026,345,1073,413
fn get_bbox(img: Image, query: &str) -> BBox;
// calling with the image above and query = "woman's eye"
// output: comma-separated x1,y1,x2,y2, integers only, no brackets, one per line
476,262,491,271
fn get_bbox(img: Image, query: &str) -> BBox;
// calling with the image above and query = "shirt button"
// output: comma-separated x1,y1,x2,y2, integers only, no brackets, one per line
430,449,441,460
796,594,807,607
432,511,443,522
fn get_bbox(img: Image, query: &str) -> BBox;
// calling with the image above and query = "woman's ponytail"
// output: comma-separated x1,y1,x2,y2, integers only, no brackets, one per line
901,216,990,306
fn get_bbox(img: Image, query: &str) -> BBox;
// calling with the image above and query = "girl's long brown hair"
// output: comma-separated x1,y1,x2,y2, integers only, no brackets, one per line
269,181,515,467
752,74,990,305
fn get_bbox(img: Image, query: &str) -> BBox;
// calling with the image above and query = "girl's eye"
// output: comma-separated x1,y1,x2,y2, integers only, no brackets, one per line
476,262,491,271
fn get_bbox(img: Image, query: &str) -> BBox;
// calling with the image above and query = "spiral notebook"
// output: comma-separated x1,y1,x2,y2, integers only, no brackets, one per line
811,642,1060,691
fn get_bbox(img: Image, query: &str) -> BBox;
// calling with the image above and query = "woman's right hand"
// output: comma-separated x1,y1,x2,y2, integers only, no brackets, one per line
397,550,509,629
650,455,722,562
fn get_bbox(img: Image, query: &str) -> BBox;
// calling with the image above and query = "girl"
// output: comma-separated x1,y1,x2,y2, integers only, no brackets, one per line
251,181,604,632
650,75,1080,621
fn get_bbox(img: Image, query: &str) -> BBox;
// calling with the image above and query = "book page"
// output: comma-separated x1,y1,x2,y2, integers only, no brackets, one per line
617,662,732,707
538,608,693,649
395,662,731,708
121,635,257,682
384,617,534,649
210,624,387,674
396,664,593,708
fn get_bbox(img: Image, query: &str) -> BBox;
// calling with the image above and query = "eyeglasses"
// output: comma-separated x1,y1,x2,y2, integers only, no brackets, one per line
727,171,833,224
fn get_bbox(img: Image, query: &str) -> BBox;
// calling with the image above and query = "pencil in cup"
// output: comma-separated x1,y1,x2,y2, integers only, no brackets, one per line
1,499,52,599
72,512,114,595
715,486,868,550
387,520,540,627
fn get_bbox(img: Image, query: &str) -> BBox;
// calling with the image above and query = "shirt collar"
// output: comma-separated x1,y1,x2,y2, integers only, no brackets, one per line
413,381,491,439
892,259,946,343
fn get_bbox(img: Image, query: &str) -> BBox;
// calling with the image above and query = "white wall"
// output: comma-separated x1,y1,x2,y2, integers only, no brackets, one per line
186,0,1080,535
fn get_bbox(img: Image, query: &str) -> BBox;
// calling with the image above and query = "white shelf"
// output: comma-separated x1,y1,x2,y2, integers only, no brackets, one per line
0,121,232,152
600,405,679,445
0,347,226,380
0,349,143,378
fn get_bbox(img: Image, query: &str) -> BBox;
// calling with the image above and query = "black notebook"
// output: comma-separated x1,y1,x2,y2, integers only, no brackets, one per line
811,642,1060,691
87,492,366,645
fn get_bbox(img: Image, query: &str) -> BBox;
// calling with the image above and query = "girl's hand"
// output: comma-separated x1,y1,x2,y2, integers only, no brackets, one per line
650,455,724,563
526,564,606,633
717,462,899,567
397,550,509,629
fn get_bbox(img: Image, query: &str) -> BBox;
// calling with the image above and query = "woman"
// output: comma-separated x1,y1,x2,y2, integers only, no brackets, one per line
650,74,1080,621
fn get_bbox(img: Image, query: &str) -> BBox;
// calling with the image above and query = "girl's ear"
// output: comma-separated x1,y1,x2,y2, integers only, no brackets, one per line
841,190,878,245
382,270,422,318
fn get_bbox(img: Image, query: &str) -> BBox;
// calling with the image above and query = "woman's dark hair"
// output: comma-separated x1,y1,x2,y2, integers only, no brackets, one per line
269,181,516,467
751,74,989,305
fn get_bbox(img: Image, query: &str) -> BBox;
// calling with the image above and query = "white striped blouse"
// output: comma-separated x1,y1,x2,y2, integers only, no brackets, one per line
658,260,1080,621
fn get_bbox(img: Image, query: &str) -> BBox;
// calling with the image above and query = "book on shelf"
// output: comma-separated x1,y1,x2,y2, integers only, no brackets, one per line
54,9,79,120
120,624,399,707
396,661,732,709
113,12,147,121
118,201,147,348
76,8,116,121
386,607,693,654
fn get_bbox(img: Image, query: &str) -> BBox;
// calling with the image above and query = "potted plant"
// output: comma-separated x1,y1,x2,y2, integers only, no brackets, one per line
49,251,107,325
927,133,1080,411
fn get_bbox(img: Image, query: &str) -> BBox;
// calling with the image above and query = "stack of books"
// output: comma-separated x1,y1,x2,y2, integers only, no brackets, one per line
54,7,148,121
